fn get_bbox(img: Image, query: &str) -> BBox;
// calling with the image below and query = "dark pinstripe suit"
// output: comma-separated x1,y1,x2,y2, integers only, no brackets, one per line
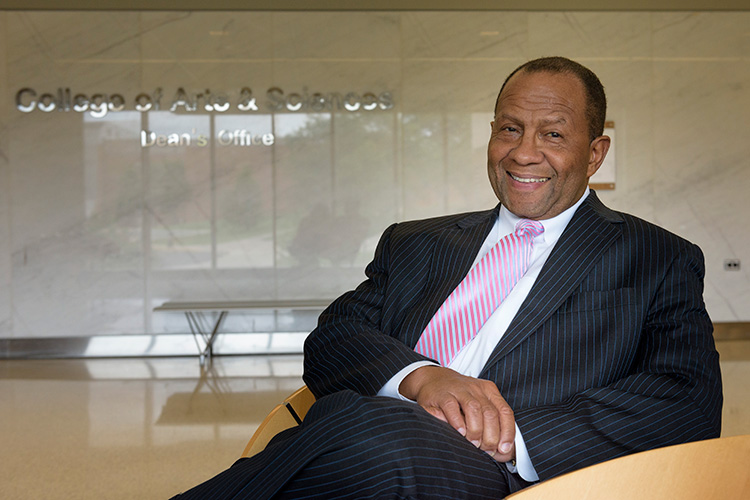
176,191,721,499
303,190,722,475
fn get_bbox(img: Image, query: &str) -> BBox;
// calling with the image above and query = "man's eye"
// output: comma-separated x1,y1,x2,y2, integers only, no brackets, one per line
546,131,561,138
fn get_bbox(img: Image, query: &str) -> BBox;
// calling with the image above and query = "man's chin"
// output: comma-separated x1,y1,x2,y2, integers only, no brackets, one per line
501,196,551,220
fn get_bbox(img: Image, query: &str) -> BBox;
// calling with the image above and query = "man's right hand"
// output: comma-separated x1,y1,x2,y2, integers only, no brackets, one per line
399,365,516,463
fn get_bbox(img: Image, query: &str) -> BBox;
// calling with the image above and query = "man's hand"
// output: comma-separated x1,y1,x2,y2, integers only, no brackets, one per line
399,365,516,462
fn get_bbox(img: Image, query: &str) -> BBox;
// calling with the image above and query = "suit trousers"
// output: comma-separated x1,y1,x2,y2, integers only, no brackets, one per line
173,390,533,499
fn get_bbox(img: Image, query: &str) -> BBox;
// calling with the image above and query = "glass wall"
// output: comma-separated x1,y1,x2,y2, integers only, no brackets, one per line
0,10,748,345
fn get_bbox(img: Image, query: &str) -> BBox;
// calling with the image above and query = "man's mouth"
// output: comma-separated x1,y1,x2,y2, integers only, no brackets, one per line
508,172,550,184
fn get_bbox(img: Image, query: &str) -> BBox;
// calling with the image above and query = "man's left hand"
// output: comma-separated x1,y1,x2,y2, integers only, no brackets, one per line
399,365,516,462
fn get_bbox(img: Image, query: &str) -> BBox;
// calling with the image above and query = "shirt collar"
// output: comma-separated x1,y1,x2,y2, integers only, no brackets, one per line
498,187,590,243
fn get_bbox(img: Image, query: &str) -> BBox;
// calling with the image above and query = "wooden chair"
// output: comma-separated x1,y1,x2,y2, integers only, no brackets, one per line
242,391,749,499
241,386,316,458
507,434,750,499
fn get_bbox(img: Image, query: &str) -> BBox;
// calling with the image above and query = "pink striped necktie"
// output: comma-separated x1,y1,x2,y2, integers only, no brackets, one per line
414,219,544,366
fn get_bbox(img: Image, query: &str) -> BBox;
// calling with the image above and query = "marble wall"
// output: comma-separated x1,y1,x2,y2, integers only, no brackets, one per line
0,10,747,340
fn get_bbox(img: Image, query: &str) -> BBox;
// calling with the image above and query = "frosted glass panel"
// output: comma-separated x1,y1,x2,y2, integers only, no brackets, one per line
1,9,749,342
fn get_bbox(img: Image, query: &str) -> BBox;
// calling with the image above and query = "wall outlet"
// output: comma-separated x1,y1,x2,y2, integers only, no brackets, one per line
724,259,741,271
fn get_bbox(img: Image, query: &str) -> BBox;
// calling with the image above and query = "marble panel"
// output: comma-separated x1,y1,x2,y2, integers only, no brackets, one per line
0,13,11,337
271,12,401,60
652,60,750,322
585,60,655,222
524,13,658,219
524,14,657,218
6,12,146,338
5,11,142,79
401,11,528,60
139,11,275,62
8,110,147,338
401,60,502,216
527,12,652,59
444,112,499,214
651,12,750,59
401,113,449,221
401,59,513,114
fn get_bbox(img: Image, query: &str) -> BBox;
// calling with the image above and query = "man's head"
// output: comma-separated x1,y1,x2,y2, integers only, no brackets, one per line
494,57,607,142
487,57,610,220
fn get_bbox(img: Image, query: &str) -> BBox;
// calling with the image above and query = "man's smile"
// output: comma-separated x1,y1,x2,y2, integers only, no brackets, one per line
508,172,550,184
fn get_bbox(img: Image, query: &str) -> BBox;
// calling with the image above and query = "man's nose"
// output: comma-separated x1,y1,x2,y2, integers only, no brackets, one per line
510,133,543,165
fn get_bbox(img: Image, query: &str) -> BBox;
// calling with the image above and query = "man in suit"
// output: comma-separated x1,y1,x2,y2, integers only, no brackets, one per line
174,57,722,499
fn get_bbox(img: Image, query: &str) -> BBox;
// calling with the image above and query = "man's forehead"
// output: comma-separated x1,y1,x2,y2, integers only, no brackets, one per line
503,68,581,90
495,71,584,117
494,110,569,125
495,94,579,122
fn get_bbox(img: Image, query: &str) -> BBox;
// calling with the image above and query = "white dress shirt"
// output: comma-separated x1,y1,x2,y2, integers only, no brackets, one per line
377,188,590,482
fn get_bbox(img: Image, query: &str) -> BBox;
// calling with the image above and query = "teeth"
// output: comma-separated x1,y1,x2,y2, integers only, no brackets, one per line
510,173,548,183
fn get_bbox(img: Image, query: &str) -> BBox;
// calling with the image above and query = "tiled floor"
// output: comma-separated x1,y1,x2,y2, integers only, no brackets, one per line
1,342,748,499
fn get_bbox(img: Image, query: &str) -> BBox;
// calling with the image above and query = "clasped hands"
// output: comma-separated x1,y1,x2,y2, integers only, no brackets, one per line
399,365,516,463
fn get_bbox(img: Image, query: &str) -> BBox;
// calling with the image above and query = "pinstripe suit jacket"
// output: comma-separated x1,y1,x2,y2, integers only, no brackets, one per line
303,191,722,480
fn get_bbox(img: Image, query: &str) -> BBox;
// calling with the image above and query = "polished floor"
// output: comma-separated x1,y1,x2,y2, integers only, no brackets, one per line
1,342,749,500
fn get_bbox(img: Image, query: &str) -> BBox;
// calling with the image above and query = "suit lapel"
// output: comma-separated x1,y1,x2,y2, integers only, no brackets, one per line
479,192,624,375
404,207,499,348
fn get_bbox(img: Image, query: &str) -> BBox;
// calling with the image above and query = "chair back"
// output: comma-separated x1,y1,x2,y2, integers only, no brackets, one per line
241,386,315,458
507,434,750,499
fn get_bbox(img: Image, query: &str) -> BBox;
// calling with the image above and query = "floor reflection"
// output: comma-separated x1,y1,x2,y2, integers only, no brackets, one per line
0,344,748,499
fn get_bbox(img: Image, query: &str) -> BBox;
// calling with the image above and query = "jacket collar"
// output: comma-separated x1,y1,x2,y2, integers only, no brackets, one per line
479,191,624,373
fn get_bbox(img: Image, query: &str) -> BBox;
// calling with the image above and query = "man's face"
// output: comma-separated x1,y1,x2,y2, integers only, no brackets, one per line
487,70,610,220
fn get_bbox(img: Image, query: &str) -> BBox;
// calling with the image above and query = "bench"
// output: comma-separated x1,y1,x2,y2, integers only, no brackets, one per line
154,300,333,365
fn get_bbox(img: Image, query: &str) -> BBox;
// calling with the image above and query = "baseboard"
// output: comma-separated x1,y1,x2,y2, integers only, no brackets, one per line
1,323,747,359
0,332,308,359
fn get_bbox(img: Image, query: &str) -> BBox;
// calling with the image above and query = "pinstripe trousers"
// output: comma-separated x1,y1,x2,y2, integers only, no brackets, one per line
173,391,532,499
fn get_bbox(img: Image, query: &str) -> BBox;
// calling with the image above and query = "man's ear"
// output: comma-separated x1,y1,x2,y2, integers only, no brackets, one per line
587,135,611,177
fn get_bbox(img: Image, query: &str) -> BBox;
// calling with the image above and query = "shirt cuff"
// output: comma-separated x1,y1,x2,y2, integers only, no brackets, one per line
505,423,539,482
376,361,438,401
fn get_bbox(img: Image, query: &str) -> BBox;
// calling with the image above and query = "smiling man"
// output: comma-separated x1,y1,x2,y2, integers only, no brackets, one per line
487,68,610,221
174,57,722,500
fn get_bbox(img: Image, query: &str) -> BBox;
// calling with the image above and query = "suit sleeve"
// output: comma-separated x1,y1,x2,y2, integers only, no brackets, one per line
515,242,722,480
302,223,431,399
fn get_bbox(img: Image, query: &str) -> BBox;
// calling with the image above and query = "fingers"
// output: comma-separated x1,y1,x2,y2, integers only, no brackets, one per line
493,394,516,454
492,442,516,463
461,382,511,453
423,405,448,424
404,366,516,460
461,396,493,448
435,395,469,437
448,381,516,460
488,391,516,462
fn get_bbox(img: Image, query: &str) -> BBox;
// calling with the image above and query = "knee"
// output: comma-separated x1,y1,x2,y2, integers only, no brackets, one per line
305,391,459,458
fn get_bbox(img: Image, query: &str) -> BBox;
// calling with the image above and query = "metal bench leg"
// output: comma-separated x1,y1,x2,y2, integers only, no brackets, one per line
185,310,228,366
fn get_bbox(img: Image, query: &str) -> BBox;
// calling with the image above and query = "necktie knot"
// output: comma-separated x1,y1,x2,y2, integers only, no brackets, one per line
515,219,544,239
